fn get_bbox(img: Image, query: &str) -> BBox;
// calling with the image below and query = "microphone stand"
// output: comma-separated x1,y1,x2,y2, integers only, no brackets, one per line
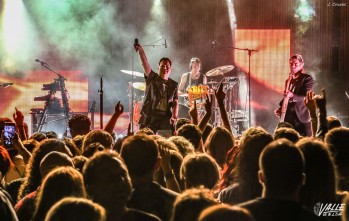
98,74,103,129
213,40,257,128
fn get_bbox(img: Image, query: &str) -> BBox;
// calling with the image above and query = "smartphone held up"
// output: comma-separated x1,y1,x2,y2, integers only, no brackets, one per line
4,122,16,149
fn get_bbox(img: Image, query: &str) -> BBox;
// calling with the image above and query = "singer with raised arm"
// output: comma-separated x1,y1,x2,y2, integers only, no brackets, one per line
134,40,179,134
274,54,314,136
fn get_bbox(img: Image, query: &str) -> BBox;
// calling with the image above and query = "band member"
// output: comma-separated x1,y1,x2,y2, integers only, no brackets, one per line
274,54,314,136
178,57,207,95
134,42,179,134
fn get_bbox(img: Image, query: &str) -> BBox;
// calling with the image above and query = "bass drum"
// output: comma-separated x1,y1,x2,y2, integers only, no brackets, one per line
178,104,190,119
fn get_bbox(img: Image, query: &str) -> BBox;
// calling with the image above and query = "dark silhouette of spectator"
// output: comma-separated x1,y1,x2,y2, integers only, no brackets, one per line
170,187,219,221
218,127,273,205
276,122,294,129
135,127,155,136
120,134,179,220
17,139,72,200
175,118,190,132
45,197,106,221
168,136,195,158
273,127,301,143
83,152,161,221
177,124,203,152
21,139,39,153
82,142,105,158
180,153,220,190
68,114,91,138
325,127,349,191
15,151,74,221
238,138,326,221
204,126,235,167
201,123,213,144
296,138,341,221
0,187,18,221
31,167,86,221
29,132,47,142
72,155,89,172
327,116,342,131
81,130,114,152
198,204,254,221
45,131,58,139
63,137,81,157
72,135,85,153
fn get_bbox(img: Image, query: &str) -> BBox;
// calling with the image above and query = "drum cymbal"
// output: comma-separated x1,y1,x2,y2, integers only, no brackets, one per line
121,70,144,77
205,65,234,77
133,82,146,91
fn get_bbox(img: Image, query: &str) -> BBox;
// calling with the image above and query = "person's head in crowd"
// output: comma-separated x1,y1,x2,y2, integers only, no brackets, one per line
170,187,219,221
175,118,191,132
120,134,159,183
30,132,47,142
180,153,220,190
177,124,203,152
82,142,105,158
135,127,155,136
83,152,133,219
68,114,91,138
0,145,13,179
325,127,349,191
18,139,72,200
82,130,114,152
273,127,300,143
45,131,58,139
276,121,294,130
72,135,85,152
45,197,106,221
259,138,305,199
204,126,235,167
156,137,179,152
227,127,273,203
168,136,195,158
326,116,342,131
32,167,86,221
343,194,349,221
63,137,81,157
22,139,40,153
198,204,254,221
39,151,74,179
72,155,89,172
202,123,213,144
296,138,336,211
216,145,240,192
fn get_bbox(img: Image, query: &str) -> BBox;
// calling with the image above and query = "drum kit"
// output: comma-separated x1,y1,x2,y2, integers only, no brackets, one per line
121,65,247,135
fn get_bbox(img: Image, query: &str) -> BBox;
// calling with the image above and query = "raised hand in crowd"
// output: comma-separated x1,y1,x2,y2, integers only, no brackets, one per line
304,90,317,137
13,107,28,140
104,101,124,135
189,100,199,125
198,94,213,133
159,145,180,192
214,82,232,134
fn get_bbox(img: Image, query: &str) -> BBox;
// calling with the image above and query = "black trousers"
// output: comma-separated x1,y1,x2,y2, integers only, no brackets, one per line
140,110,174,134
284,103,312,137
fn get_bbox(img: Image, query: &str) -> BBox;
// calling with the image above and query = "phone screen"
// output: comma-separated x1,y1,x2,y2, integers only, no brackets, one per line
4,123,16,149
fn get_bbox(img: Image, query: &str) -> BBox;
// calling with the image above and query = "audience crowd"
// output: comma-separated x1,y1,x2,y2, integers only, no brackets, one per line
1,86,349,221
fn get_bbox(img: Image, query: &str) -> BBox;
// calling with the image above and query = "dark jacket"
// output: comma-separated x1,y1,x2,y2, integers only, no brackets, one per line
139,70,178,125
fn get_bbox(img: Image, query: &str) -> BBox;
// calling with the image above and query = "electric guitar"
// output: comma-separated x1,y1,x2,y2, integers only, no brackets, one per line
279,74,292,122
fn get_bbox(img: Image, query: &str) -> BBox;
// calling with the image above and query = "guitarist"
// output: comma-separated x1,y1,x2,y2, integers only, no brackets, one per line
274,54,314,136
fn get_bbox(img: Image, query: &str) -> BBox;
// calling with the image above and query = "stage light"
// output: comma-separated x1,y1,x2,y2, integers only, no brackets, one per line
295,0,315,22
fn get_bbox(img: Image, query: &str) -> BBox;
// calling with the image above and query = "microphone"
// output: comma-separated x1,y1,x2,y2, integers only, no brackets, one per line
35,59,47,65
134,38,139,52
211,41,216,48
164,39,167,48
